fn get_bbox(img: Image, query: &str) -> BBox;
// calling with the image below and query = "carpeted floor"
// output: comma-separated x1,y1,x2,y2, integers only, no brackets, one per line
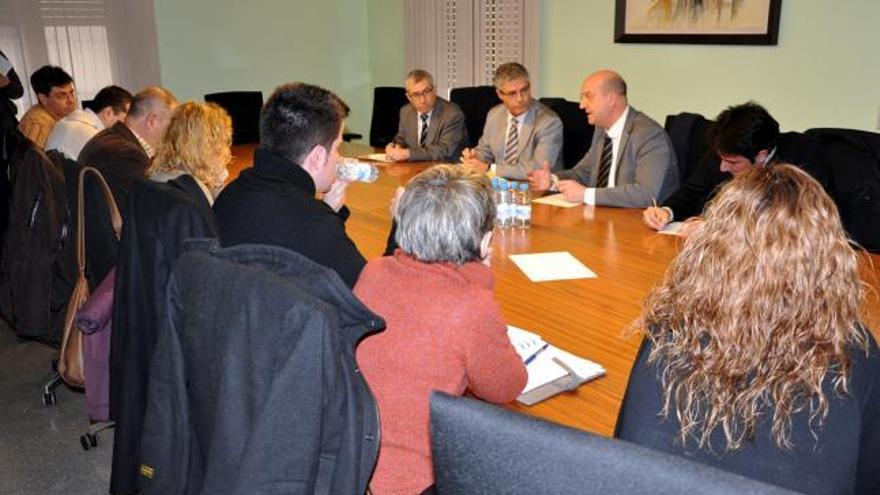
0,320,112,494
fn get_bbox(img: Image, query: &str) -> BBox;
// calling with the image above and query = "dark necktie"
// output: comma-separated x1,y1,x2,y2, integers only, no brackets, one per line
419,113,429,147
504,117,519,164
596,136,613,188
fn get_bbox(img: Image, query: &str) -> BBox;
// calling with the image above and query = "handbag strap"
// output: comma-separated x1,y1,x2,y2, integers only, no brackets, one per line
76,166,122,271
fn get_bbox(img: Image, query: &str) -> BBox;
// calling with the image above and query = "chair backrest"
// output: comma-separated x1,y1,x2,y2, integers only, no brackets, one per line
805,127,880,252
369,86,408,148
204,91,264,145
430,392,798,495
664,112,714,184
539,97,594,169
449,85,501,148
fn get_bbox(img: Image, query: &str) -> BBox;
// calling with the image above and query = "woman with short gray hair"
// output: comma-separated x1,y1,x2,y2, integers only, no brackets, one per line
355,165,527,495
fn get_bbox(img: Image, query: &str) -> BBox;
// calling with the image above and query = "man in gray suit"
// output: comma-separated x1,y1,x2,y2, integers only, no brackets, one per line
385,69,467,162
461,62,563,180
530,70,678,208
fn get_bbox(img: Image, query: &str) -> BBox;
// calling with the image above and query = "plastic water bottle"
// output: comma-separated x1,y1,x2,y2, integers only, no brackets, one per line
337,159,379,182
492,178,503,228
515,182,531,230
498,180,512,229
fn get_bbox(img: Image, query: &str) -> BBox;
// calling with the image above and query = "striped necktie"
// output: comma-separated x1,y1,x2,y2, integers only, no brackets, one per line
596,136,613,188
419,113,429,147
504,117,519,164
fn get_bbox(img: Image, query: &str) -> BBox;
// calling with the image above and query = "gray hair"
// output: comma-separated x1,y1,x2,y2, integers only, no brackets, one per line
405,69,434,88
395,165,495,264
493,62,530,89
127,86,178,119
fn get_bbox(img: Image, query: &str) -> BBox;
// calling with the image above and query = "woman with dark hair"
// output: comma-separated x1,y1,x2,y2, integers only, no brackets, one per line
616,164,880,494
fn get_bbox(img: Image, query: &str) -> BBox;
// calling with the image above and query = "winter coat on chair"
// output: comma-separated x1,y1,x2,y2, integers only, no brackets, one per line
138,240,384,495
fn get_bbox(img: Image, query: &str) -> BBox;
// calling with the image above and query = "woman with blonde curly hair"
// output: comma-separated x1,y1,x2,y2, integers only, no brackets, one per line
616,164,880,494
148,101,232,200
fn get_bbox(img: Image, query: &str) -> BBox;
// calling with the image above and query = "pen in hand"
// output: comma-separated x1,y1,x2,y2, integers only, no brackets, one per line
524,343,550,365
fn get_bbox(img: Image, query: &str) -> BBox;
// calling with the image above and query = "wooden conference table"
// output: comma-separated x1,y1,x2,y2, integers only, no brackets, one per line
229,142,880,437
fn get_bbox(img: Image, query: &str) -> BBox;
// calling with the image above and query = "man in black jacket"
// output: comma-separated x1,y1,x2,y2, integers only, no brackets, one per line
643,102,828,231
213,83,366,287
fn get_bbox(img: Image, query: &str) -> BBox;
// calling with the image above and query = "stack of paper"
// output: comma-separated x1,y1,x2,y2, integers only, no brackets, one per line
507,325,606,406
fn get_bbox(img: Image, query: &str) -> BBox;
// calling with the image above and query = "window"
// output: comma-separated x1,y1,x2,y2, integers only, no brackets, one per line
405,0,539,97
0,0,158,114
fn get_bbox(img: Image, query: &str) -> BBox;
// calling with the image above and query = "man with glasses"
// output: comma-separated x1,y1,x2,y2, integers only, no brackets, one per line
530,69,678,208
18,65,76,148
386,69,467,162
461,62,563,180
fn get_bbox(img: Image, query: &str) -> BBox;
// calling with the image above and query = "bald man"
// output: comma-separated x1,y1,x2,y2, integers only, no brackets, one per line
530,70,678,208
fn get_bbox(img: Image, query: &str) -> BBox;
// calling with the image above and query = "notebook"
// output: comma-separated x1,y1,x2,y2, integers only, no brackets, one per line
507,325,606,406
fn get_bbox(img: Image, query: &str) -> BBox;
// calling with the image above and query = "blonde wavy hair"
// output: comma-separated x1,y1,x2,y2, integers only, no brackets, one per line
149,101,232,191
638,164,868,453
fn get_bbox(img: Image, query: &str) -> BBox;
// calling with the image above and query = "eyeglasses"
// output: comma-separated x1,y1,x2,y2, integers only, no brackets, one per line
406,86,435,99
497,83,531,98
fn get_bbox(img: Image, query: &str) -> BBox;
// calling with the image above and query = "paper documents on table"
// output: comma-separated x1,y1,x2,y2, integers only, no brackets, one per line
357,153,395,163
507,325,605,406
532,193,580,208
509,251,596,282
658,221,684,236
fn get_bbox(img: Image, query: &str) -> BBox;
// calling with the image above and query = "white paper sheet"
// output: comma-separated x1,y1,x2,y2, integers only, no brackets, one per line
532,193,581,208
507,325,546,361
658,221,684,236
508,252,597,282
357,153,395,163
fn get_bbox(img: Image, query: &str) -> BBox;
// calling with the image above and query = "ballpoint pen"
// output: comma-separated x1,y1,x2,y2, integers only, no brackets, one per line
524,342,550,365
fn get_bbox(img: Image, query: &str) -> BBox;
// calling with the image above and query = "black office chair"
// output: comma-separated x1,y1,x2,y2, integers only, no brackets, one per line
450,85,501,148
368,86,408,148
204,91,263,145
805,127,880,252
539,97,594,169
430,393,799,495
664,112,714,184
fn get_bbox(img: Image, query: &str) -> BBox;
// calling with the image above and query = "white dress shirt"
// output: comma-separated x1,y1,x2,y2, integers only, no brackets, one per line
45,108,104,160
584,106,630,205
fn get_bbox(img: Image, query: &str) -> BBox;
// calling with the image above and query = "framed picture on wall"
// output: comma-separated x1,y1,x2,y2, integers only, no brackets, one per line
614,0,782,45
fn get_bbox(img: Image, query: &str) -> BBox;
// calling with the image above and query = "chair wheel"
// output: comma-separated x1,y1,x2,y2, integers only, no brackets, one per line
79,432,98,450
42,391,57,407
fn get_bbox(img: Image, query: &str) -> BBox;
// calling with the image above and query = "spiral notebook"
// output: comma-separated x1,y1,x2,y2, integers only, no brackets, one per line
507,325,606,406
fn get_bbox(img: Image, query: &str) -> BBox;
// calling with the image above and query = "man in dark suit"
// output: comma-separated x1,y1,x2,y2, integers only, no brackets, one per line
213,83,366,288
461,62,563,180
530,70,678,208
77,86,178,285
79,86,179,208
385,69,467,162
642,101,828,231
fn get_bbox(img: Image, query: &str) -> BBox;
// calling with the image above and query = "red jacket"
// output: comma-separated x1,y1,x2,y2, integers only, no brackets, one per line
356,251,527,494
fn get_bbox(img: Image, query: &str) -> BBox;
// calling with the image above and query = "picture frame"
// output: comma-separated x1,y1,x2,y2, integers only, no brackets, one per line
614,0,782,45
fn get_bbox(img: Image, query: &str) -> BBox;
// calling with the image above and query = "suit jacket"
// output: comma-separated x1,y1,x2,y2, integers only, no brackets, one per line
109,175,217,495
213,147,366,288
558,107,678,208
474,100,563,180
78,121,150,210
392,97,467,162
